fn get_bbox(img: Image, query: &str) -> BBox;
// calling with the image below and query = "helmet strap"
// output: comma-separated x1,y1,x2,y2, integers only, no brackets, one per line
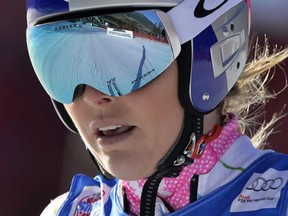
140,113,203,216
156,112,203,174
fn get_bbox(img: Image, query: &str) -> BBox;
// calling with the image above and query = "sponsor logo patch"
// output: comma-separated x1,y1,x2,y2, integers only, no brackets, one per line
230,168,288,212
75,190,104,215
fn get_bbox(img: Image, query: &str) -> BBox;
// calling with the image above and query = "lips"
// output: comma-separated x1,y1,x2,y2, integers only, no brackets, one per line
98,125,135,137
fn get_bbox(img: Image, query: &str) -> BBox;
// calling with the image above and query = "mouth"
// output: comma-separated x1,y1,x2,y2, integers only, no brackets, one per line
97,125,135,137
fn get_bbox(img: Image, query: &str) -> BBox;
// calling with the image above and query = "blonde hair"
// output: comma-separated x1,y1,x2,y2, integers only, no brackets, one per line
223,36,288,149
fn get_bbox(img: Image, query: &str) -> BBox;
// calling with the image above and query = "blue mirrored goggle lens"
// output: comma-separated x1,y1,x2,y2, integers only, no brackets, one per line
27,10,178,104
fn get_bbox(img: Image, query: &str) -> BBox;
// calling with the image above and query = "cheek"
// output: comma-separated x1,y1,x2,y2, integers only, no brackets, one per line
64,103,89,136
64,104,77,119
129,77,184,152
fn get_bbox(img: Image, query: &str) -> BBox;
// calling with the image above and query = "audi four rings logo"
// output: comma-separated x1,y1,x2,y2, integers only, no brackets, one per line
246,177,284,192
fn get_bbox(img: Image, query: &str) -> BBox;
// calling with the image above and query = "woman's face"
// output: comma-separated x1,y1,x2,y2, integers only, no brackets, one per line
64,61,184,180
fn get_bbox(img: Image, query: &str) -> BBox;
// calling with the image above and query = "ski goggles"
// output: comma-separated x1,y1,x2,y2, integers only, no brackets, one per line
27,10,181,104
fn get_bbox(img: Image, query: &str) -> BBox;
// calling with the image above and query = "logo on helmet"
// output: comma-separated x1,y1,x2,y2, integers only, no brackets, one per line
194,0,229,18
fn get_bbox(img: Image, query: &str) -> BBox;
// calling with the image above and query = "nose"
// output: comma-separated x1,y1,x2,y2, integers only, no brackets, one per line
82,85,116,107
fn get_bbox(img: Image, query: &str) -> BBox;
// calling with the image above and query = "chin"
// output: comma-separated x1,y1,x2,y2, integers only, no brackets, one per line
107,166,156,181
100,153,157,180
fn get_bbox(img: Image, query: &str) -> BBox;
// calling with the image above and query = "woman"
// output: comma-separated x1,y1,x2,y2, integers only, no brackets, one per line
26,0,288,215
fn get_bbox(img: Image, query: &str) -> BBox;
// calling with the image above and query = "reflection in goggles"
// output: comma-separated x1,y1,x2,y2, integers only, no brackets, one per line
27,10,179,104
54,11,168,43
